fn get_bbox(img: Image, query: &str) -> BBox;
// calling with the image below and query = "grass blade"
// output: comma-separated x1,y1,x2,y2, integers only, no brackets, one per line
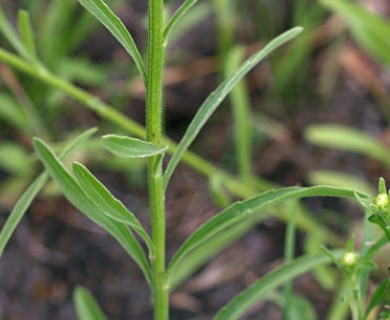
77,0,146,82
102,134,168,158
0,7,31,62
167,185,368,282
17,10,37,61
0,128,97,258
321,0,390,66
224,46,252,179
164,0,199,41
33,138,152,284
164,26,303,187
74,286,108,320
214,250,344,320
72,161,154,254
305,124,390,167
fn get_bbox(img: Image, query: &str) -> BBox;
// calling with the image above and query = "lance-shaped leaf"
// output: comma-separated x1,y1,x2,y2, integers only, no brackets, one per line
77,0,146,82
167,186,368,282
164,0,199,41
0,128,97,258
74,286,108,320
102,134,168,158
214,250,344,320
164,26,303,187
72,161,154,254
33,138,152,284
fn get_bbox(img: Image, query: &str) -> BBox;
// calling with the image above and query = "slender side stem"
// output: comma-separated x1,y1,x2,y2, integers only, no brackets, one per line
146,0,168,319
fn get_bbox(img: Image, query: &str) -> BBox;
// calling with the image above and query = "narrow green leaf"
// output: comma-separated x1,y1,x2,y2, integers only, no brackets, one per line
305,124,390,167
164,0,199,41
224,46,252,179
17,10,37,60
214,250,344,320
72,161,154,254
102,134,168,158
0,128,97,258
0,7,31,61
365,279,390,319
167,185,368,282
33,138,152,284
74,286,108,320
77,0,146,82
164,26,303,187
321,0,390,66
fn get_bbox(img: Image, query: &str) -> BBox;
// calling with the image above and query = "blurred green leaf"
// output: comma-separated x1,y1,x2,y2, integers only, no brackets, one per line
164,26,304,187
102,135,168,158
33,138,152,284
72,161,154,254
0,93,30,132
305,124,390,167
308,170,373,196
77,0,146,82
74,286,108,320
167,185,368,283
0,128,97,258
0,7,31,61
365,279,390,318
17,10,37,60
0,143,34,176
214,250,344,320
321,0,390,66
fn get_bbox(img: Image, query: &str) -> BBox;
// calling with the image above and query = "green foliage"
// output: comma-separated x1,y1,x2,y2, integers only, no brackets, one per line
1,0,390,319
74,286,108,320
321,0,390,66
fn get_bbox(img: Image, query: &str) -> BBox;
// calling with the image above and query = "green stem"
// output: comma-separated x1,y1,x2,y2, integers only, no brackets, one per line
0,48,343,247
146,0,168,318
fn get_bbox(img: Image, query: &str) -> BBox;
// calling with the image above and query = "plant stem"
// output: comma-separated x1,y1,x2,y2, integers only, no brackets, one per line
146,0,168,318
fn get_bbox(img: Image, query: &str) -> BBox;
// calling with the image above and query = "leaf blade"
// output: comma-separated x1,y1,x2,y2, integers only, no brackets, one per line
167,186,368,282
74,286,108,320
214,250,344,320
0,128,97,258
102,134,168,158
72,161,154,254
77,0,146,82
33,138,152,284
164,0,199,41
164,26,303,187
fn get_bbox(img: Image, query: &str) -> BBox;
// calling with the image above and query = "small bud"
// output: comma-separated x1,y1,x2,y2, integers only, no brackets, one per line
341,252,358,267
374,193,390,210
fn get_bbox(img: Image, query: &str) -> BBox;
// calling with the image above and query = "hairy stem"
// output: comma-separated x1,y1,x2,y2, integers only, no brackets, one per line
146,0,168,318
